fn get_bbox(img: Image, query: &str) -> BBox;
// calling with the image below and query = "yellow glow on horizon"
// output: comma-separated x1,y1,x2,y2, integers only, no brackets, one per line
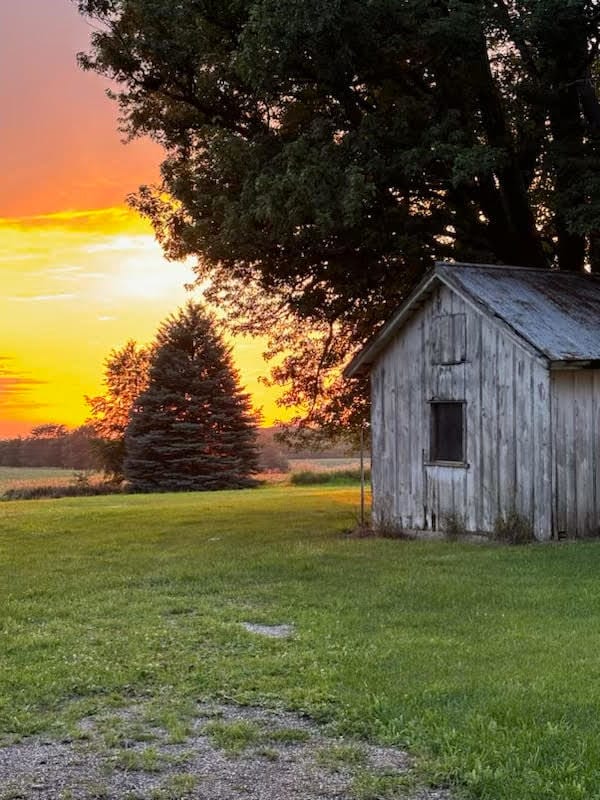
0,207,290,437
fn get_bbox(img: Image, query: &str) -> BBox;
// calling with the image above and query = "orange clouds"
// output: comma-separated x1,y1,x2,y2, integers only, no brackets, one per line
0,357,47,412
0,208,285,437
0,3,287,438
0,207,192,435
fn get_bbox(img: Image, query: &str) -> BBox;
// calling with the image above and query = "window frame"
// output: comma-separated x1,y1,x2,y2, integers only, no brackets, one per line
427,399,468,467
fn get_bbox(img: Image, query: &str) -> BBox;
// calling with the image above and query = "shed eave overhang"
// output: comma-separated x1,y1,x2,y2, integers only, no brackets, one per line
549,359,600,370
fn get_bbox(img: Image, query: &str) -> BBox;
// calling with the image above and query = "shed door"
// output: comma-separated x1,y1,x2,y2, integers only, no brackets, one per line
424,400,468,531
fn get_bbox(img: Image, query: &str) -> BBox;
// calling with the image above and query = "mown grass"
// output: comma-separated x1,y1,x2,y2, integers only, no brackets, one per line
2,486,600,799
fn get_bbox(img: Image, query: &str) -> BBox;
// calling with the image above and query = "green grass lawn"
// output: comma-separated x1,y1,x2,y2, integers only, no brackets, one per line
2,486,600,799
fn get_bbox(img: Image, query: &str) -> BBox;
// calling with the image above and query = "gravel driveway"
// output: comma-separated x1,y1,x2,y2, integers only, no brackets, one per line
0,703,453,800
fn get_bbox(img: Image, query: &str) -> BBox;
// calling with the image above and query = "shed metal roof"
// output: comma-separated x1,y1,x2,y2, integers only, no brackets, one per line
345,262,600,377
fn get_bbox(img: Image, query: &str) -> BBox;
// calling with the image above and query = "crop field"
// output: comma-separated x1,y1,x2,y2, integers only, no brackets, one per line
287,457,363,472
0,467,86,493
0,463,366,496
2,485,600,799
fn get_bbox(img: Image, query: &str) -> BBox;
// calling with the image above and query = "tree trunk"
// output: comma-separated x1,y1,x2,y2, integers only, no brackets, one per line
548,81,587,272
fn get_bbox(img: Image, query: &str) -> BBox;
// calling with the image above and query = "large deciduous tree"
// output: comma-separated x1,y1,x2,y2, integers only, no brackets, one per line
77,0,600,432
123,302,259,491
86,340,152,478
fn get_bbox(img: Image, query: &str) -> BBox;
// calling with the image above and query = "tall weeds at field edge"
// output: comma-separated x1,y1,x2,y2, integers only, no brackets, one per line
1,482,123,501
290,468,371,486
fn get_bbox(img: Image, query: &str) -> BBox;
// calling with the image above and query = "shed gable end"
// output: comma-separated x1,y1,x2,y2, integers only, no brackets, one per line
370,281,552,539
431,313,467,365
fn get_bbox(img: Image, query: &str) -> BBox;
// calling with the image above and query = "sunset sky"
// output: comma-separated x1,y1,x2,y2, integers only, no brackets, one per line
0,0,281,438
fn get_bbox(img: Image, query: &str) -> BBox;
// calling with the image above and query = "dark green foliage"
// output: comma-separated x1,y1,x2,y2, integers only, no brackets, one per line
493,511,535,544
88,438,126,482
77,0,600,428
1,482,121,501
123,303,259,491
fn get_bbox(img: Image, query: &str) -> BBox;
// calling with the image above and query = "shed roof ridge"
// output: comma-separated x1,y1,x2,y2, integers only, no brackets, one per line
436,261,600,280
434,269,549,361
344,261,600,378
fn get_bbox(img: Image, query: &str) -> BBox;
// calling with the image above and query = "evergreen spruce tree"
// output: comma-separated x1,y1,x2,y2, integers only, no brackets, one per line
123,303,259,491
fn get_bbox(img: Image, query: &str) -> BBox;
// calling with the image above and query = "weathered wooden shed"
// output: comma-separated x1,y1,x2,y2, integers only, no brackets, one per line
345,262,600,541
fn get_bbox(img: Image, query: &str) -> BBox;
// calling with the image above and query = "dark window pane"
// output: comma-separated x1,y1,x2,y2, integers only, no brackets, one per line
431,402,464,462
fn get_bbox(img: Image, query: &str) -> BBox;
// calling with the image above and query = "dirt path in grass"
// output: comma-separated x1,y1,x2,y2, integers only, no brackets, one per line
0,703,452,800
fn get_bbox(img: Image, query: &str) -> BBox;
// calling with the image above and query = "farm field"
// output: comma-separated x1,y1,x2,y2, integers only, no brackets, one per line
0,467,94,493
0,461,364,495
2,486,600,799
287,457,362,472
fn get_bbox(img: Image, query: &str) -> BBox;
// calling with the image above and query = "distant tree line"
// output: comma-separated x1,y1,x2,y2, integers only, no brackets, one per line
256,428,358,463
0,424,100,470
0,424,352,474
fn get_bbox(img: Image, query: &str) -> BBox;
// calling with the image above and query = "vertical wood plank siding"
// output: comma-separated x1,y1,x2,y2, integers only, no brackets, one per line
551,371,600,537
371,284,553,539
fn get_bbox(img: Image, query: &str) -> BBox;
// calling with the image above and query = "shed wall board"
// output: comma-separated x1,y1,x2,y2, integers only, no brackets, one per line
370,283,553,538
551,370,600,538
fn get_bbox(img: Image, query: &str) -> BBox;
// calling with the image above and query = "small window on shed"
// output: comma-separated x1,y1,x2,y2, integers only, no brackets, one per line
430,401,465,463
